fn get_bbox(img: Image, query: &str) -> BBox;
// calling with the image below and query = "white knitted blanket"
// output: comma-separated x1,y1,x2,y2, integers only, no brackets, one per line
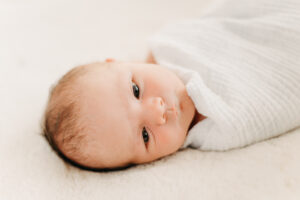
150,0,300,151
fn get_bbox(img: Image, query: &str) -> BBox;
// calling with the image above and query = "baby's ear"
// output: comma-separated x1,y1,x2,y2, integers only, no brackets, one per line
105,58,115,63
146,52,156,64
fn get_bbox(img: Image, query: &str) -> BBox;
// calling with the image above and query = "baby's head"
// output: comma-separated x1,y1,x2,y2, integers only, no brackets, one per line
43,61,196,170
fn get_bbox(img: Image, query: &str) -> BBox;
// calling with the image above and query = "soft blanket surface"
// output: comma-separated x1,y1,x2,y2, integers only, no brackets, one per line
1,0,300,199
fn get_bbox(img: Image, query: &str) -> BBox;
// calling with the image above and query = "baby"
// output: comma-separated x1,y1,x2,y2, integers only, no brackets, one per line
43,58,205,170
43,0,300,171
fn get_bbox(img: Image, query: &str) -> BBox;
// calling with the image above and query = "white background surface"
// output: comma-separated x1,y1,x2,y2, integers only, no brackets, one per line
1,0,300,199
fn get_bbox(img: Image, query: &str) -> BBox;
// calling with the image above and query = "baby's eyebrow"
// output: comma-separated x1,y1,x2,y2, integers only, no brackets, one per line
131,116,146,154
116,71,130,106
124,71,134,99
147,126,156,147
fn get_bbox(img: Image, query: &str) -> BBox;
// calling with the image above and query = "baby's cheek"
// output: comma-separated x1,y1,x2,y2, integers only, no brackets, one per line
158,128,185,151
158,133,171,146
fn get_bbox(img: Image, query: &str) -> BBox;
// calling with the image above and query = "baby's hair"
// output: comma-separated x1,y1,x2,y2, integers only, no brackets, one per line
42,62,133,172
42,64,90,169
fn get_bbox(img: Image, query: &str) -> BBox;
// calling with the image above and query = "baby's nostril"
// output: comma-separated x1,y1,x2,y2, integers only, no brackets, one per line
160,99,164,106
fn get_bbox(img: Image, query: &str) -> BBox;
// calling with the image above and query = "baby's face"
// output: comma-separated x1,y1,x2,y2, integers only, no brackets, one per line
74,62,196,168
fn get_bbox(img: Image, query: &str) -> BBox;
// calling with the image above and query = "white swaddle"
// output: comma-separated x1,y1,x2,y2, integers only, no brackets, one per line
149,0,300,151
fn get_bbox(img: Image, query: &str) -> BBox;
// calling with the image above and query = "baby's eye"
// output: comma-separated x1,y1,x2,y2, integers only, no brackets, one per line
132,83,140,99
142,127,149,144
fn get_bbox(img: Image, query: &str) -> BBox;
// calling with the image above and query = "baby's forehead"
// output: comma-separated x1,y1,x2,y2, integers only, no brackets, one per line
77,64,133,129
76,110,135,168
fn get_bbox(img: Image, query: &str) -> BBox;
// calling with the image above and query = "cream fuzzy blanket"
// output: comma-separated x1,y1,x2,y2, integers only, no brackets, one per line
0,0,300,199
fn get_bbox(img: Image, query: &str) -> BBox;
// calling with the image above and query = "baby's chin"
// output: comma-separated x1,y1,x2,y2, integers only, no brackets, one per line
180,92,196,130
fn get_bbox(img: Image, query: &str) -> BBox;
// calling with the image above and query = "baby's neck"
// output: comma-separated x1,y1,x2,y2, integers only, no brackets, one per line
189,111,206,130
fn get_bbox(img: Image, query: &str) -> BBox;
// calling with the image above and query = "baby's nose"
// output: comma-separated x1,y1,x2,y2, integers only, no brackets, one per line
148,97,166,125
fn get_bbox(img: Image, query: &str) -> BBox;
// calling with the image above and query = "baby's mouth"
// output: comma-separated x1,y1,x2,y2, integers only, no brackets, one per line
166,105,178,118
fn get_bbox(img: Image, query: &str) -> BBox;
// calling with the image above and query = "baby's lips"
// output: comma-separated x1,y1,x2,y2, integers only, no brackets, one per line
167,106,178,118
171,106,178,116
